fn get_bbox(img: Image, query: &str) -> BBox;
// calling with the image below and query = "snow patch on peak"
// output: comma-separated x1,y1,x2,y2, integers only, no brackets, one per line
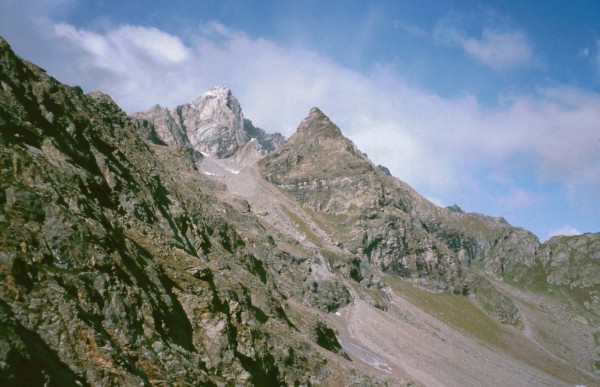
203,85,232,100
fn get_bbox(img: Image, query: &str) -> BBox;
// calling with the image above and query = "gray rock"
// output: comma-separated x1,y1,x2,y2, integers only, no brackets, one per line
133,86,285,160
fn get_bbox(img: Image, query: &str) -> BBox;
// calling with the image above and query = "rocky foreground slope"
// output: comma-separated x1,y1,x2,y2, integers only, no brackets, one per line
0,37,377,386
1,35,599,386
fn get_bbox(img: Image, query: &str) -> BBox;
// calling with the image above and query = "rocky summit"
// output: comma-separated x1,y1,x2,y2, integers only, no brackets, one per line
133,86,284,160
1,35,599,386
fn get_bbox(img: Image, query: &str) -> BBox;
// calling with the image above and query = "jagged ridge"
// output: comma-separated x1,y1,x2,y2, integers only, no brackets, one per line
1,33,599,385
260,107,538,292
133,86,285,159
0,37,385,386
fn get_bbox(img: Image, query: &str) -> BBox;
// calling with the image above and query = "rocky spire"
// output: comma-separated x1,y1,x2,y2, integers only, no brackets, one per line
260,107,374,185
177,85,249,158
295,107,342,138
134,86,284,158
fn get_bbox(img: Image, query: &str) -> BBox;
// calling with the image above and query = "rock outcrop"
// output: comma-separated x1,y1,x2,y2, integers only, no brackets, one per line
133,86,284,159
540,233,600,289
504,233,600,316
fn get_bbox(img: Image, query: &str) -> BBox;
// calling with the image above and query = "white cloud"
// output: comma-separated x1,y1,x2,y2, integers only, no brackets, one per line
495,188,535,210
50,23,197,110
395,11,536,72
393,20,427,38
54,23,190,66
548,226,582,239
462,29,535,71
436,26,536,71
2,15,599,232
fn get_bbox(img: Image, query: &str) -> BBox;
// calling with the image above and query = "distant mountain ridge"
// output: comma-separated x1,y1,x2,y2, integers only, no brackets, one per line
1,35,599,386
260,105,538,291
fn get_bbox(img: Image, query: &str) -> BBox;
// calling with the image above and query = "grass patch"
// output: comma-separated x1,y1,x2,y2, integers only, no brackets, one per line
354,282,388,310
383,275,505,347
281,205,322,247
384,276,598,385
304,208,345,239
504,263,598,312
321,212,349,224
455,216,496,235
503,262,549,293
536,328,560,348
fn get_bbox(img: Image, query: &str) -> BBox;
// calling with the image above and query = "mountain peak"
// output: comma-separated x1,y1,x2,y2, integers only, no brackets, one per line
3,34,598,386
135,86,284,158
191,85,237,109
0,36,10,51
202,85,232,100
296,107,341,137
308,106,327,118
261,106,374,184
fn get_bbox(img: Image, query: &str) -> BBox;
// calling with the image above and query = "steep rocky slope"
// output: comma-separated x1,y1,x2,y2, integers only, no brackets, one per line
1,33,599,386
0,37,392,386
259,107,539,292
258,106,600,382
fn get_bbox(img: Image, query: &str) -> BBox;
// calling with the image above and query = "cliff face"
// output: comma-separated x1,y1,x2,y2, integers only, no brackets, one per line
133,86,284,160
1,34,599,386
504,233,600,316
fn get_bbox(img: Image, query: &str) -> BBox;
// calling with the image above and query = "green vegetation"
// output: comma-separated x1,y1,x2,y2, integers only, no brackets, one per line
303,208,338,237
503,262,549,293
354,282,389,310
281,205,322,247
280,205,356,276
504,262,598,311
536,328,561,348
320,249,348,266
384,275,505,347
320,211,350,224
456,217,494,235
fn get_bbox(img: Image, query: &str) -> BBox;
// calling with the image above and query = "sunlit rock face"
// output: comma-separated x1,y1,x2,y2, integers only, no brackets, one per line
134,86,284,159
178,85,248,158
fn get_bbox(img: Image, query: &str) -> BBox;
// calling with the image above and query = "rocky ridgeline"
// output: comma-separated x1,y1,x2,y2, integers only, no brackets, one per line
0,37,383,386
257,105,600,363
259,107,538,295
133,86,284,159
1,32,599,385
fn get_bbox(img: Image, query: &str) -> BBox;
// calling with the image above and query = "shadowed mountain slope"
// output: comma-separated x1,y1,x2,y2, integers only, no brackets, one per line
0,36,390,386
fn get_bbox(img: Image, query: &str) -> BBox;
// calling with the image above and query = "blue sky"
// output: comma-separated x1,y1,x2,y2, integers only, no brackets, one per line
1,0,599,240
